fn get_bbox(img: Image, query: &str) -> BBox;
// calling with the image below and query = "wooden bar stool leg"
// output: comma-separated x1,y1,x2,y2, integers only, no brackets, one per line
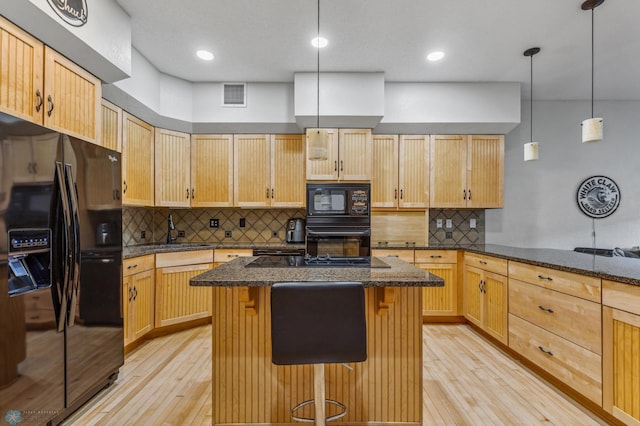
314,364,326,426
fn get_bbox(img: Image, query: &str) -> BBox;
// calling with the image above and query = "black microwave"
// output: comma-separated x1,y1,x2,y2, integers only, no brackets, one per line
306,183,370,217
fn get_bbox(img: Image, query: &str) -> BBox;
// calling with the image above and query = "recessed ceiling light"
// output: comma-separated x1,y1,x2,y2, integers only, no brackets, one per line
427,51,445,62
311,37,328,48
196,50,214,61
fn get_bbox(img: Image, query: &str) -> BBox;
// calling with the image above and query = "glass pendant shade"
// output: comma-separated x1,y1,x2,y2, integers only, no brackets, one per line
524,142,539,162
308,129,328,160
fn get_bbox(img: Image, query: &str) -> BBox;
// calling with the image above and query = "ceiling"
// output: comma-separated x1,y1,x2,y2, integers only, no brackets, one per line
115,0,640,101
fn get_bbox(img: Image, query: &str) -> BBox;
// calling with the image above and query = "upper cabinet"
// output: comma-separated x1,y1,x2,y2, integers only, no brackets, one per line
122,112,154,206
372,134,429,209
0,17,101,144
430,135,504,208
191,134,234,207
234,134,305,207
100,99,122,152
306,128,371,181
155,129,191,207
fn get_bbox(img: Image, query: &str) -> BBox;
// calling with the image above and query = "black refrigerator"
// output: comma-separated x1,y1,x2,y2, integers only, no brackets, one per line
0,112,123,425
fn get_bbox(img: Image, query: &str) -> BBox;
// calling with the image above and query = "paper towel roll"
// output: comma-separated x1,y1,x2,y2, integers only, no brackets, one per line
524,142,539,162
581,117,603,143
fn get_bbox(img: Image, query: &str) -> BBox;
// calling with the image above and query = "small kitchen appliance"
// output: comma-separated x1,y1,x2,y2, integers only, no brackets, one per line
285,218,305,243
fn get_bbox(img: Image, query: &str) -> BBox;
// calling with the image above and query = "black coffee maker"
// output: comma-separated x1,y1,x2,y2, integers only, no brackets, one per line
285,218,305,243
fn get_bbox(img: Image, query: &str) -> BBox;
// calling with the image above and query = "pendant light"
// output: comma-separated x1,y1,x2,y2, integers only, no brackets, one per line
308,0,328,160
581,0,605,143
523,47,541,162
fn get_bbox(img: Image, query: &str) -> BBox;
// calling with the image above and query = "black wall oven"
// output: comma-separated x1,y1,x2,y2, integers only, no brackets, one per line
305,183,371,257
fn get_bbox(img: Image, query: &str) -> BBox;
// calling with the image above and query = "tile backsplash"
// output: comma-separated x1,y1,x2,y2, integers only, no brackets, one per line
429,209,485,245
123,207,305,246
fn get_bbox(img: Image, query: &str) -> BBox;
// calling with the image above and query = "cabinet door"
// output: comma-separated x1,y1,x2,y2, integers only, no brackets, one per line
306,128,339,180
191,134,233,207
271,134,305,207
130,269,155,342
399,135,429,208
467,135,504,208
101,99,122,152
122,112,154,206
464,266,483,327
419,263,457,316
338,128,372,181
0,16,44,124
234,134,271,207
155,263,213,328
123,276,133,345
483,270,508,344
430,135,467,208
43,47,101,144
155,129,191,207
372,135,398,208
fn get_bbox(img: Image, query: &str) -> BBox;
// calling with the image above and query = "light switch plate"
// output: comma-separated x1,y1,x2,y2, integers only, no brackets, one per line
436,219,443,228
446,219,453,228
470,218,477,228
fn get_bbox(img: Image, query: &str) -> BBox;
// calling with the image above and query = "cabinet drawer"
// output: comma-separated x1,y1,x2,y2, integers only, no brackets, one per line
508,261,601,302
213,248,253,263
372,249,414,263
463,252,507,276
509,314,602,404
509,278,601,354
156,250,214,268
414,250,457,264
603,279,640,315
123,254,155,277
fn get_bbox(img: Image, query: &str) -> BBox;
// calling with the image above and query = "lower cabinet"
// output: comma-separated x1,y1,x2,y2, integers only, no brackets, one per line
213,248,253,267
603,280,640,425
155,250,214,328
463,253,508,344
415,250,459,317
123,255,155,347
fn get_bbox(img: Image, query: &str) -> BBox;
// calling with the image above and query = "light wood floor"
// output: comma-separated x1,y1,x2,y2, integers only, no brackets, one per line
64,324,606,426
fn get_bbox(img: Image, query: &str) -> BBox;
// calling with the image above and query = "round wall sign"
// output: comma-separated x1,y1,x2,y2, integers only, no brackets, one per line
576,175,621,219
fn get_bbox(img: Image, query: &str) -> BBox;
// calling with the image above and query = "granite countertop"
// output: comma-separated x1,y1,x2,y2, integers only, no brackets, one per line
189,256,444,288
123,242,304,259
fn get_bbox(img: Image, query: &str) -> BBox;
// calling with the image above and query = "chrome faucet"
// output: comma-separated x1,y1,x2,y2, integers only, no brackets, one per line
167,214,177,244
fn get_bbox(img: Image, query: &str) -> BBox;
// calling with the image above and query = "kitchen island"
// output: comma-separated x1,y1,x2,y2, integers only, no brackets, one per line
190,256,443,425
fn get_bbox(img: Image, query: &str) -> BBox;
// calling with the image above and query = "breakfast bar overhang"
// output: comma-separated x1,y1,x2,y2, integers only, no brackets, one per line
190,256,443,425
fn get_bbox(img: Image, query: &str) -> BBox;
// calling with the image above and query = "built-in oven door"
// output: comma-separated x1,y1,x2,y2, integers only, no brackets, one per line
306,227,371,257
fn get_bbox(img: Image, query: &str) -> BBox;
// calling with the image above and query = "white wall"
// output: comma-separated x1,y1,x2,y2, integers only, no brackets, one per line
486,100,640,250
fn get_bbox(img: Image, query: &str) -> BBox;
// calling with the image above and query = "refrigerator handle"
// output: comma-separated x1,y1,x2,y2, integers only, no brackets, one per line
64,164,81,327
55,162,72,332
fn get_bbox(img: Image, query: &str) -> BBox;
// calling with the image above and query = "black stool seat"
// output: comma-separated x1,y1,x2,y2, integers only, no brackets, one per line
271,281,367,424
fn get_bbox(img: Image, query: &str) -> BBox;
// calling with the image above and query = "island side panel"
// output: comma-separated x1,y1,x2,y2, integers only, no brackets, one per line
211,286,422,424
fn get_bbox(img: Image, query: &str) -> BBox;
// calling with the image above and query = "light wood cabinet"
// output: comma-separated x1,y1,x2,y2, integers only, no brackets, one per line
213,248,253,268
100,99,122,152
416,250,459,317
463,253,508,344
508,261,603,405
603,280,640,425
306,128,371,181
0,16,44,124
190,134,234,207
371,248,414,264
155,250,213,328
123,255,155,347
122,112,154,206
234,134,305,207
372,135,429,209
155,128,191,207
430,135,504,208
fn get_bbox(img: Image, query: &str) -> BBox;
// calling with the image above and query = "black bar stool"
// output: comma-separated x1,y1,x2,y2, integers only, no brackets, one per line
271,281,367,425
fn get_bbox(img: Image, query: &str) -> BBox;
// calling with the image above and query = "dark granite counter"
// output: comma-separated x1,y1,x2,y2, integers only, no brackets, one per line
190,256,444,287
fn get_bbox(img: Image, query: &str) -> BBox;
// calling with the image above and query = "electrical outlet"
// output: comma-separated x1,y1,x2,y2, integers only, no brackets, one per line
446,219,453,228
140,231,146,239
239,218,246,227
272,231,278,237
436,219,443,228
445,231,453,239
177,230,185,238
210,218,219,228
470,218,477,229
224,231,232,238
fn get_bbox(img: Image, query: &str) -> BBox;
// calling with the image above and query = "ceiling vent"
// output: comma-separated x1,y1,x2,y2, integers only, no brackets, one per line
222,83,246,107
